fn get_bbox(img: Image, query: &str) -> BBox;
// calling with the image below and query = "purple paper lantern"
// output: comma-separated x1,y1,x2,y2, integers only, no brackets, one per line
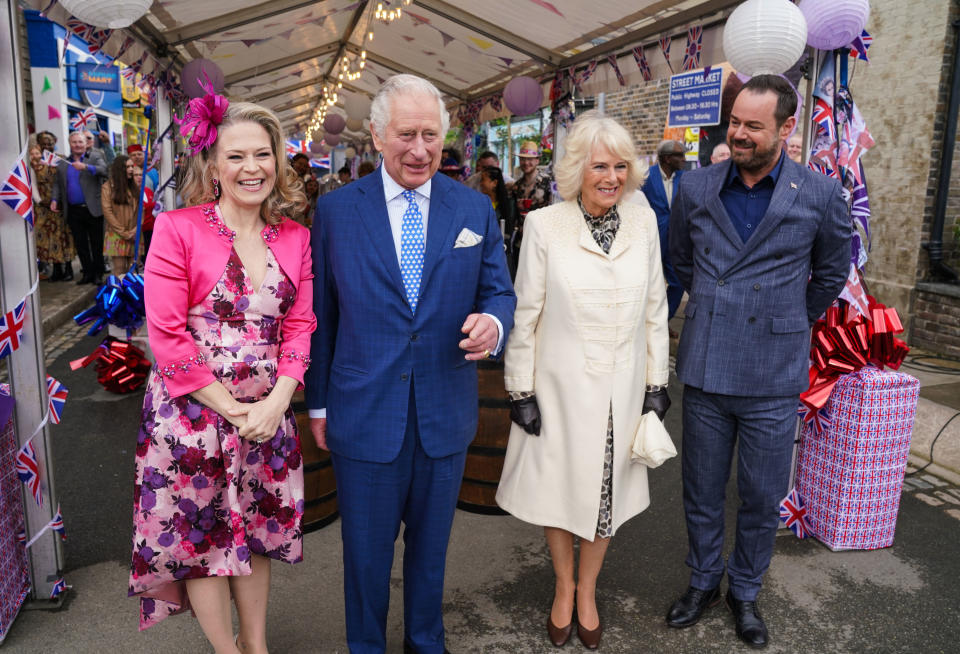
323,113,346,135
798,0,870,51
324,133,341,146
503,76,543,116
309,140,325,154
181,59,225,99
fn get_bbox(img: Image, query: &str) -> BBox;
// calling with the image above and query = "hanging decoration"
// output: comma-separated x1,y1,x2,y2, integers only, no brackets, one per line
15,441,42,507
798,0,871,52
70,337,152,394
73,273,146,336
722,0,808,76
779,488,812,539
503,75,544,116
606,55,626,86
59,0,153,29
324,133,341,147
632,46,652,82
1,145,35,228
181,59,225,99
323,113,346,135
659,35,673,72
681,26,703,72
45,376,68,425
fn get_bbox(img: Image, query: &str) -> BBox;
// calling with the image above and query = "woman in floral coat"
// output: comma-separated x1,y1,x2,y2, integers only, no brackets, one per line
130,90,313,654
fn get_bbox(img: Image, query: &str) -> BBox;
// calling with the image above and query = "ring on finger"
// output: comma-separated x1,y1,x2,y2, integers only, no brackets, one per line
482,349,490,359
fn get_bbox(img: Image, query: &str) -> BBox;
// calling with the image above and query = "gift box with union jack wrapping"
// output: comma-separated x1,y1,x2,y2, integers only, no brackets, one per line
0,385,30,643
795,366,920,551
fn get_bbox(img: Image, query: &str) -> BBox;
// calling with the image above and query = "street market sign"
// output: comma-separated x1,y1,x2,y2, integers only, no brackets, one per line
667,67,722,128
76,62,119,93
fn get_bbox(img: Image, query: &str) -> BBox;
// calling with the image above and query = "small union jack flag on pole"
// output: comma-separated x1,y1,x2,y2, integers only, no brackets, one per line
50,577,67,599
848,30,872,62
71,108,97,130
16,440,43,507
681,26,703,71
41,150,62,167
0,300,27,359
633,46,652,81
49,504,66,541
46,375,68,425
1,147,35,227
780,488,812,539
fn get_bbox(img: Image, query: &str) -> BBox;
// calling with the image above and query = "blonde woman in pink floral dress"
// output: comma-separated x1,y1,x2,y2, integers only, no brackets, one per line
130,92,313,654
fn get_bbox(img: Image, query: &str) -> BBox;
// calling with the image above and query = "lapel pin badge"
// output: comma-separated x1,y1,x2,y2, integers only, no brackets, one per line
790,182,798,189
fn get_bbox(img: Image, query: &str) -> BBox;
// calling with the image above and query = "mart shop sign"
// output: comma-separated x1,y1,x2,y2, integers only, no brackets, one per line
667,67,722,128
76,62,119,93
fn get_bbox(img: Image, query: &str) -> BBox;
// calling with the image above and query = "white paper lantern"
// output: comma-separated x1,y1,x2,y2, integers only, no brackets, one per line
343,94,372,120
59,0,152,29
799,0,870,51
722,0,808,76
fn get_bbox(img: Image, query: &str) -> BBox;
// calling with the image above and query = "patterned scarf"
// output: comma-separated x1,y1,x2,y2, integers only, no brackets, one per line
577,195,620,254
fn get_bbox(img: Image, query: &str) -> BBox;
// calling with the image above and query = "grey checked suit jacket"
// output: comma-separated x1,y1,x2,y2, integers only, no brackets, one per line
668,156,850,397
51,150,107,217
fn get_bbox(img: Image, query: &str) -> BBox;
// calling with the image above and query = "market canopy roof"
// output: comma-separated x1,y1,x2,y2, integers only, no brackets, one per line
29,0,739,135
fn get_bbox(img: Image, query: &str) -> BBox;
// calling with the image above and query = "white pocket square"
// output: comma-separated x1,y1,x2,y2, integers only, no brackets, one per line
454,228,483,248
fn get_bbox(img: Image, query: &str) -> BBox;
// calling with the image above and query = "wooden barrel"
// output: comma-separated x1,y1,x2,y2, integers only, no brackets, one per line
457,359,512,514
292,391,339,532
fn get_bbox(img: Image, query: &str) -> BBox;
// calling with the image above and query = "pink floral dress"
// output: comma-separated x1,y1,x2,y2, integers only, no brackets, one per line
129,246,304,630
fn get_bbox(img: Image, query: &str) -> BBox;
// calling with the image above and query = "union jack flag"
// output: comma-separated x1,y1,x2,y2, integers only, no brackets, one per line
131,50,150,75
87,28,113,55
848,30,873,62
49,504,66,541
65,17,95,42
46,375,68,425
285,140,308,157
607,54,625,86
310,154,332,169
779,488,812,539
567,60,598,93
659,35,672,68
41,150,62,167
633,46,652,81
681,26,702,71
799,402,832,437
16,440,43,507
115,36,136,61
1,150,34,227
71,108,97,130
121,67,136,82
50,577,66,598
0,300,27,359
811,98,836,142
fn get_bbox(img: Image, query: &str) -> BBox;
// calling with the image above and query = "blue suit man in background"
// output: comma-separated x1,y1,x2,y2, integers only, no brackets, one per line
641,139,686,320
666,75,850,648
305,74,516,654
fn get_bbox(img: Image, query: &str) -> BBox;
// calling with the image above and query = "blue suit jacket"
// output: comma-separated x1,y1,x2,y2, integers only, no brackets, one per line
305,170,516,462
668,157,850,397
641,163,682,228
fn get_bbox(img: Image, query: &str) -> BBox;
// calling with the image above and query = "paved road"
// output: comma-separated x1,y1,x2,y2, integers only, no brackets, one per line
2,322,959,653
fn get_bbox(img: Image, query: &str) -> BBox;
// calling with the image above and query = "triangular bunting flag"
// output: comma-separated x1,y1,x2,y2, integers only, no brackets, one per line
41,76,52,93
48,105,61,120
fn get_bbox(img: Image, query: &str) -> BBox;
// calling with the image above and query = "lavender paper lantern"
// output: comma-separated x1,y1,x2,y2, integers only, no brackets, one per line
323,113,346,135
503,76,543,116
799,0,870,51
181,59,225,99
722,0,808,76
324,133,341,146
309,140,325,155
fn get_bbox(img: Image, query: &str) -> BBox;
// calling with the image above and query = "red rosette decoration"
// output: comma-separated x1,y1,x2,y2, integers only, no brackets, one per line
70,336,151,394
800,297,909,418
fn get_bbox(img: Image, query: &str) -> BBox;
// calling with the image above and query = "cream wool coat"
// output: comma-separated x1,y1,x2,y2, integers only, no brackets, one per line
495,200,670,540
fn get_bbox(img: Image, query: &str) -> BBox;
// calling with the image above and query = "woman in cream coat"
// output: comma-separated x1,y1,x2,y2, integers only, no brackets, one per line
496,110,671,649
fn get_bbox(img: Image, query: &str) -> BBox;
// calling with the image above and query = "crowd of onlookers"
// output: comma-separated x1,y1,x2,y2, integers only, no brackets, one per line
29,128,156,285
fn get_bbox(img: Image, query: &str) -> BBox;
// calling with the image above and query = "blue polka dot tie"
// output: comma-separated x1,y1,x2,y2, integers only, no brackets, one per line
400,189,425,313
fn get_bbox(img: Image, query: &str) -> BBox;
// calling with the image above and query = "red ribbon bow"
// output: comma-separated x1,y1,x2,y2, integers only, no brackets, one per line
70,337,151,394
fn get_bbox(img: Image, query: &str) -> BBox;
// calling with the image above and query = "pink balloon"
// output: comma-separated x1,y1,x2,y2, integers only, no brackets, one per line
309,140,325,154
181,59,225,99
503,76,543,116
324,133,341,146
323,113,346,134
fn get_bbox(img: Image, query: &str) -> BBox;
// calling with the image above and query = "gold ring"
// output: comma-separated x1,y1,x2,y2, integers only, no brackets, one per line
482,349,490,359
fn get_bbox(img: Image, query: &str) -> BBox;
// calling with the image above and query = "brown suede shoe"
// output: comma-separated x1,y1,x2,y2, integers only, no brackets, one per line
577,620,602,649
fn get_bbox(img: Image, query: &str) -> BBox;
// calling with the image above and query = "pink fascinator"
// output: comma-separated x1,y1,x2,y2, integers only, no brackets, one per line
176,72,228,155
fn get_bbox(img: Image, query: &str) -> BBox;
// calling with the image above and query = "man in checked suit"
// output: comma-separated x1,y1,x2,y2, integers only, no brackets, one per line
641,139,686,321
305,75,516,654
666,75,850,649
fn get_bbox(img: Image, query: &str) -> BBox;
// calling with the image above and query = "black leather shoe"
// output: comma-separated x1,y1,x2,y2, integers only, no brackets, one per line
76,274,92,285
666,585,721,628
726,589,768,649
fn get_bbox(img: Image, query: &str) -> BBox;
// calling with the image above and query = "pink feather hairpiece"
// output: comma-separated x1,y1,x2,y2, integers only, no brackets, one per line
175,70,229,155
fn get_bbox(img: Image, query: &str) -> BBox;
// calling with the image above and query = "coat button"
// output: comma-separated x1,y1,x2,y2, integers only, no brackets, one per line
411,333,419,341
717,280,725,286
753,284,761,291
401,373,409,381
748,316,757,323
704,247,711,254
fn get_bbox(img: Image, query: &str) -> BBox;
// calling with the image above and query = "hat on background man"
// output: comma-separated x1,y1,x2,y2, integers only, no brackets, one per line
127,144,143,154
517,140,540,159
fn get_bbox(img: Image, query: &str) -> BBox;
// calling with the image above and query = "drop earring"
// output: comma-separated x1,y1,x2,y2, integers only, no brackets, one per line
212,178,220,198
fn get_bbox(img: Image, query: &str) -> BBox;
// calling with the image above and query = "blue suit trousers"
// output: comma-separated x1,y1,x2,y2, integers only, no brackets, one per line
331,382,467,654
680,385,796,601
657,215,684,320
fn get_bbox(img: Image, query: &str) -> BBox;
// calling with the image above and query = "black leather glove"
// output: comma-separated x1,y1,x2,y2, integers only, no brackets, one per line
642,388,671,422
509,395,541,436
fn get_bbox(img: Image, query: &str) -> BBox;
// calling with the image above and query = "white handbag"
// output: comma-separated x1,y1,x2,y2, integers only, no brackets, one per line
630,411,677,468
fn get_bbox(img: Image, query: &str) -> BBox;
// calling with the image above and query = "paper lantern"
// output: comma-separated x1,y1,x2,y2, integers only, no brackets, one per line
59,0,151,28
309,140,325,154
799,0,870,51
181,59,225,99
344,147,357,158
323,113,346,134
324,133,341,146
316,143,330,154
722,0,808,76
503,76,543,116
344,94,372,120
346,118,364,131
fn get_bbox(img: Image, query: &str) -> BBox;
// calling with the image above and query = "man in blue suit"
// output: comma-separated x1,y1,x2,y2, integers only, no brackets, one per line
666,75,850,649
305,74,516,654
642,139,686,321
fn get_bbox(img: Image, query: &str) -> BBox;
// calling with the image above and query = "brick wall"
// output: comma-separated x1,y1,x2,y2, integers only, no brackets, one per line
912,284,960,357
601,79,671,161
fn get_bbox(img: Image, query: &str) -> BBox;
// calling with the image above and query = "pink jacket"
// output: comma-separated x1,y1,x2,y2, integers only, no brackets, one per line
145,202,316,397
